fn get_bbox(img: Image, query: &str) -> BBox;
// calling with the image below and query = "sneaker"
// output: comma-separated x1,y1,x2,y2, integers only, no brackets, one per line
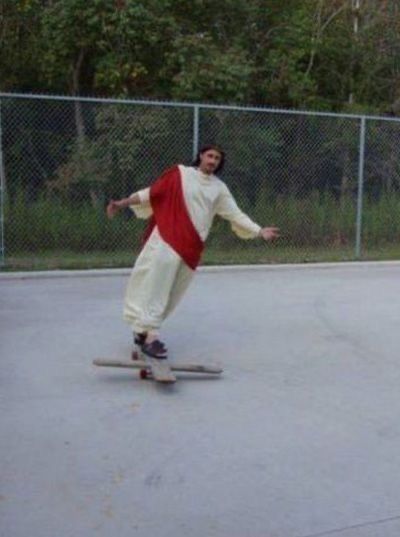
142,339,168,359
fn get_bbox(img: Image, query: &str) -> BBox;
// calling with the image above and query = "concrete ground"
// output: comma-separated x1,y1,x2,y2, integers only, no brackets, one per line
1,262,400,537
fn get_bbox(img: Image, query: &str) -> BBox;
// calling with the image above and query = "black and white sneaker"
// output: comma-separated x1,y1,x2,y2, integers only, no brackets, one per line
142,339,168,359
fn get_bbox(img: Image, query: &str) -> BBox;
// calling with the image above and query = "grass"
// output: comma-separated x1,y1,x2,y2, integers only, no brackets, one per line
3,188,400,271
2,243,400,272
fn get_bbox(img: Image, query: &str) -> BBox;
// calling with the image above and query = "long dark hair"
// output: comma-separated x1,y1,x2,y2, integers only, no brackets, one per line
192,144,225,174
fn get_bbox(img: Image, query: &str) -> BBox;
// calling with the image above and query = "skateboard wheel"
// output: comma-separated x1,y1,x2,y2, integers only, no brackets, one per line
140,369,148,380
132,350,139,361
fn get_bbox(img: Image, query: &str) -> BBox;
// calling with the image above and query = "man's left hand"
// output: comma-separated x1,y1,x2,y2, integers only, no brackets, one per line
259,227,280,241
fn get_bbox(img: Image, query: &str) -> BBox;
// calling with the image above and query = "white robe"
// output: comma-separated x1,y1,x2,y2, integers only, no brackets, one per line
123,165,261,334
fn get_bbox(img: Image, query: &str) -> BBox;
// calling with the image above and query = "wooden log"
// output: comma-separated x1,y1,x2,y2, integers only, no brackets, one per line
93,359,222,375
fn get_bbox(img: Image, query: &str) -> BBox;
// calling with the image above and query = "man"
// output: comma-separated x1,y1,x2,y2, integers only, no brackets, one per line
107,145,279,359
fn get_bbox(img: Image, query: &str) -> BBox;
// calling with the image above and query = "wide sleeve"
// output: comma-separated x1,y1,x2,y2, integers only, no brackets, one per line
216,183,261,239
128,187,152,219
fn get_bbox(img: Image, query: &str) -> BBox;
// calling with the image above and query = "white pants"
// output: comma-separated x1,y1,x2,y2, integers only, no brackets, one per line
123,227,194,334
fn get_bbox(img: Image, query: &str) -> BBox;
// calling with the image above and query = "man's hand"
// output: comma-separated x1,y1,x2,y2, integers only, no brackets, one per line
259,227,280,241
106,200,121,219
106,194,141,219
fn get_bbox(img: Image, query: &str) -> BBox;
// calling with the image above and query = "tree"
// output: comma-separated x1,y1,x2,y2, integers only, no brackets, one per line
3,1,400,113
0,0,43,91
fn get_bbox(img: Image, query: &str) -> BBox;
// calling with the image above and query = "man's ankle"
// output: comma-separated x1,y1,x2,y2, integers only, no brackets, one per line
145,332,159,344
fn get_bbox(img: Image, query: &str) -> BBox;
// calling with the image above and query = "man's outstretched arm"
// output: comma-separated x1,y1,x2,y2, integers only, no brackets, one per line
216,184,280,241
106,185,153,219
106,194,140,219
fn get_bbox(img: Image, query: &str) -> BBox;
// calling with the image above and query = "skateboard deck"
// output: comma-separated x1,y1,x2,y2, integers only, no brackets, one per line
133,345,176,383
145,355,176,384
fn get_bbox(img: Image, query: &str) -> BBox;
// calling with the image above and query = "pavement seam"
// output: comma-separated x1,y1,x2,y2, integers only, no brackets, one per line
1,260,400,280
298,513,400,537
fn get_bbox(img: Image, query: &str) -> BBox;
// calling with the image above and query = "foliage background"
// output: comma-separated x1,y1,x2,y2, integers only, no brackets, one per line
2,0,400,113
1,0,400,269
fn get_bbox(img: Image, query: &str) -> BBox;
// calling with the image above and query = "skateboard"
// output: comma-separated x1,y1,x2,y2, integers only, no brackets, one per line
93,350,222,384
142,351,177,384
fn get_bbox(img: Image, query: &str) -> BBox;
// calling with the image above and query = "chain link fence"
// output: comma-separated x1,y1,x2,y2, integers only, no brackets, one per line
1,93,400,271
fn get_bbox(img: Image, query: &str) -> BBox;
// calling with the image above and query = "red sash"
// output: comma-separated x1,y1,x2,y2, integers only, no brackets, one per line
142,166,204,270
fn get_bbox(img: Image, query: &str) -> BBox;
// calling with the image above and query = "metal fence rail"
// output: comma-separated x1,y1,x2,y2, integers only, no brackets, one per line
1,92,400,270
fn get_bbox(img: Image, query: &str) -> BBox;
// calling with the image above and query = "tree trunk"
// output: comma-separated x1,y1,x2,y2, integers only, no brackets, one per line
70,49,99,207
339,0,360,211
0,100,6,195
72,48,86,143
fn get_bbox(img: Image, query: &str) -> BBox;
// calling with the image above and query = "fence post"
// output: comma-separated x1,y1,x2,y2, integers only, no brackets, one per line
0,99,5,267
355,116,366,259
192,105,200,160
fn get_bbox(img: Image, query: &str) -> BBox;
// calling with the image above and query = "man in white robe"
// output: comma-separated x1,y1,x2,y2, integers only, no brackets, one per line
107,145,279,358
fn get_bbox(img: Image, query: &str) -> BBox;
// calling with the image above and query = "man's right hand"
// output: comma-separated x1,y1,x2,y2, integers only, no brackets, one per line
106,200,120,219
106,194,140,219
